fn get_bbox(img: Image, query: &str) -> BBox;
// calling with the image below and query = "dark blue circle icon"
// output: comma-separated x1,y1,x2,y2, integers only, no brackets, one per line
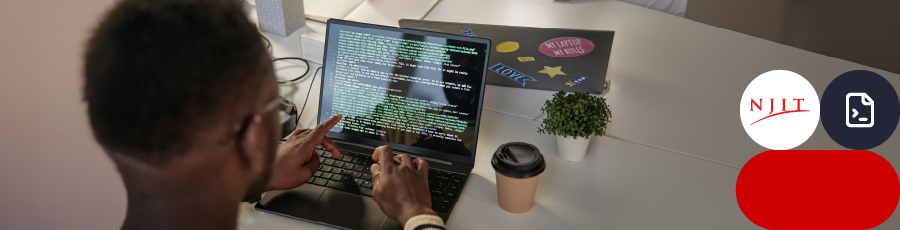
821,70,900,150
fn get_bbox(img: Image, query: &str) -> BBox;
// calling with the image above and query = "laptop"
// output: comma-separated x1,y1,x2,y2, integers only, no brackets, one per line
256,19,492,230
399,19,614,94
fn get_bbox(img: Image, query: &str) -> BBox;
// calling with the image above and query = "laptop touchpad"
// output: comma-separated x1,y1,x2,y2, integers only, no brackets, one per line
307,190,392,230
257,184,326,219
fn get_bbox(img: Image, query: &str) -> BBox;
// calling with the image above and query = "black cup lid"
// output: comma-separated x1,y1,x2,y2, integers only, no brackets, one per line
491,142,546,178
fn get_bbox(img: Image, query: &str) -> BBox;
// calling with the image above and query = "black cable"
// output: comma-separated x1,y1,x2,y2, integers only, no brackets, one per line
261,35,271,51
278,66,321,142
273,57,310,83
270,56,317,121
297,67,322,118
257,28,271,52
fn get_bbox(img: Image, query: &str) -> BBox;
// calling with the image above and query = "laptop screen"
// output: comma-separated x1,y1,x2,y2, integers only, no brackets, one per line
318,20,490,164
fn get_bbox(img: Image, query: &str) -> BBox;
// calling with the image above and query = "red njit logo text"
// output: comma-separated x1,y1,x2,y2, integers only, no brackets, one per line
748,98,810,125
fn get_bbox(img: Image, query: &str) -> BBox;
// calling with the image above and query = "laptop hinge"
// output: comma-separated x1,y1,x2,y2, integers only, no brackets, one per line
333,140,453,166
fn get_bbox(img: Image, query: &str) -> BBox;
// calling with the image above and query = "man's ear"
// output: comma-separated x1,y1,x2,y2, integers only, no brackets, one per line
237,115,266,173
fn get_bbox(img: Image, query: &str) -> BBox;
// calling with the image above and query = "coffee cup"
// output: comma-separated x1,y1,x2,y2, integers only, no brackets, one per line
491,142,546,213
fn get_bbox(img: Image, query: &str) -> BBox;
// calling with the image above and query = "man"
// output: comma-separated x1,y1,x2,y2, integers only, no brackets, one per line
82,0,444,229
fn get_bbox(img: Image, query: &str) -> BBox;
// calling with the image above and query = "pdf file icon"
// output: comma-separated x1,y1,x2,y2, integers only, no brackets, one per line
846,92,875,128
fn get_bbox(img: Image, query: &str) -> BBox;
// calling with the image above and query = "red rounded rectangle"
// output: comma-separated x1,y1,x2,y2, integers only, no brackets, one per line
737,150,899,229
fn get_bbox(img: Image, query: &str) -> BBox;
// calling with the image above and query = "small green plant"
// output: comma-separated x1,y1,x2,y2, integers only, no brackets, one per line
538,91,611,139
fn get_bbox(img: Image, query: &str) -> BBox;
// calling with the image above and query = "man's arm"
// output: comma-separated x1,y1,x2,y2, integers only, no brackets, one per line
369,146,446,230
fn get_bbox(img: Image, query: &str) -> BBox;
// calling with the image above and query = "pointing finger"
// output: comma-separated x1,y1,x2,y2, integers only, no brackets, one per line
308,114,342,142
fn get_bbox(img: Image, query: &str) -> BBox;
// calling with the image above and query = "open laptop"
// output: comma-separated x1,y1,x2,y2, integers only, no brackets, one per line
256,19,492,230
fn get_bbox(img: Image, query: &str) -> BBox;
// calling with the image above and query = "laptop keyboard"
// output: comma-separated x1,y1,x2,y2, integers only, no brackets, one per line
309,146,465,213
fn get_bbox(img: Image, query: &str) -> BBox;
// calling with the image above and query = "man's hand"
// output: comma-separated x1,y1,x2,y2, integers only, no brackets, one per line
370,146,437,225
265,114,343,191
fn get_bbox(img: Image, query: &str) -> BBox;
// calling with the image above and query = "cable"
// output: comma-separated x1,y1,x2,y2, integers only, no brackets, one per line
272,57,310,83
278,66,321,142
261,35,271,51
297,67,322,118
270,56,318,121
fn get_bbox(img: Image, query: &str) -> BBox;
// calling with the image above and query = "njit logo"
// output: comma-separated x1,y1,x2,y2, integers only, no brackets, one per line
740,70,820,150
748,98,810,126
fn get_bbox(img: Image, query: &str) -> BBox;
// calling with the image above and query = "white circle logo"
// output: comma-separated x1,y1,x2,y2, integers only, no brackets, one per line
740,70,820,150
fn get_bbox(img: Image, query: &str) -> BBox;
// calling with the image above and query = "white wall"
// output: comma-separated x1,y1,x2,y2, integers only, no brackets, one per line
0,0,126,229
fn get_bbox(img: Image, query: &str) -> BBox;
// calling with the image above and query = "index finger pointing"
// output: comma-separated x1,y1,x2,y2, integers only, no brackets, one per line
309,114,342,139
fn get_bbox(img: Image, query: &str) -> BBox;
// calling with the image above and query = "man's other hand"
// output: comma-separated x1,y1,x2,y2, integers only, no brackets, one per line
370,146,437,225
265,114,343,191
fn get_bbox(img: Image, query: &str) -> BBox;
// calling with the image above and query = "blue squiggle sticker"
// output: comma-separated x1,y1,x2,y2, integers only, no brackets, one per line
489,63,536,87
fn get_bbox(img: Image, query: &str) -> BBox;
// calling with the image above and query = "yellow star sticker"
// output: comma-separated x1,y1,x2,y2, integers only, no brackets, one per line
538,66,566,78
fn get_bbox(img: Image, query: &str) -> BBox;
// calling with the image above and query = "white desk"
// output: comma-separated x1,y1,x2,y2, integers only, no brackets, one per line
424,0,900,169
240,0,900,229
239,111,757,230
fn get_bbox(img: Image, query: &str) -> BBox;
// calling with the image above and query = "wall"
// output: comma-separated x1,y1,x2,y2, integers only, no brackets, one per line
0,0,126,229
686,0,900,75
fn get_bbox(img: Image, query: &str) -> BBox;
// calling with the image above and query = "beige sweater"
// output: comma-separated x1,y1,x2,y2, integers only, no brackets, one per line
405,214,446,230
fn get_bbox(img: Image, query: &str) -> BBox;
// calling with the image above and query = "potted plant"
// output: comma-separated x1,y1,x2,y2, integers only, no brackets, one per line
538,91,612,162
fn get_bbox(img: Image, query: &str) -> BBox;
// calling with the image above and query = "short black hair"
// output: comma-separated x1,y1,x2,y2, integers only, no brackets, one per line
84,0,270,163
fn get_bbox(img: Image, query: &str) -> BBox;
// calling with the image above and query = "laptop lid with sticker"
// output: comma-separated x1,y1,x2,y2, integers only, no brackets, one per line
400,19,614,94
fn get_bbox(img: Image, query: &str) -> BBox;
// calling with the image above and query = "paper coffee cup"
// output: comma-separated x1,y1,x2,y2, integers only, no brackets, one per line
492,142,546,213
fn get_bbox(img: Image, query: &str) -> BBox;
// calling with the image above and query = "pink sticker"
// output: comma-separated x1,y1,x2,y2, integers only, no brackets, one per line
539,37,595,57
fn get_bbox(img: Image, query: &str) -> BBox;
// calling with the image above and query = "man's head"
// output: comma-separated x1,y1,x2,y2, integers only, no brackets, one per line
84,0,278,202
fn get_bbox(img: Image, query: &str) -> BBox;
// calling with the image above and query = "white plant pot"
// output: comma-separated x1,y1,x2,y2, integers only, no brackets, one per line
556,135,592,162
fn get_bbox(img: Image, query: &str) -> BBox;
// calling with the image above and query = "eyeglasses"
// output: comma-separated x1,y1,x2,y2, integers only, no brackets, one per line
219,82,298,145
